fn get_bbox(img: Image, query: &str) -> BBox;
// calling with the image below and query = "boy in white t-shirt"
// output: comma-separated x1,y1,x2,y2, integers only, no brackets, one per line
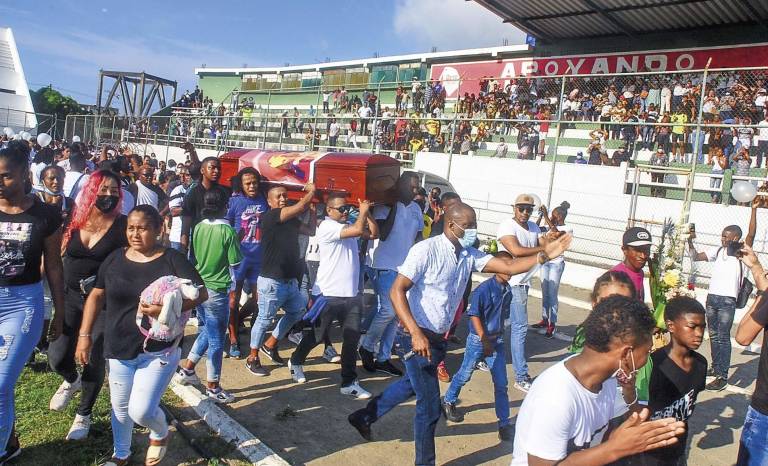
496,193,557,393
512,295,685,465
688,205,757,391
288,194,379,399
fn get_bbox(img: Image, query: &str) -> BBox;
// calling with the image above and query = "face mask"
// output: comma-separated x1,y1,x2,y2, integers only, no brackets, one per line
614,348,638,384
94,194,119,213
452,223,477,249
41,186,63,197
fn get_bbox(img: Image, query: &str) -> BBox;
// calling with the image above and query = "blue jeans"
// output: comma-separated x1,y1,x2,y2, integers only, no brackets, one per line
738,406,768,465
540,260,565,325
0,282,44,457
250,277,307,350
705,294,736,379
359,330,448,466
509,285,530,382
444,333,509,427
188,289,229,382
169,241,184,252
361,269,398,361
108,348,180,460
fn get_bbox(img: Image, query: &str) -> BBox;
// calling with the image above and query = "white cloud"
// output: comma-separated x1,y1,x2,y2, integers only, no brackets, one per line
393,0,526,50
14,25,256,103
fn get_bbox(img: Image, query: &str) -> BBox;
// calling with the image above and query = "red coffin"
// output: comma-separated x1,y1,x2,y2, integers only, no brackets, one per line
219,149,400,205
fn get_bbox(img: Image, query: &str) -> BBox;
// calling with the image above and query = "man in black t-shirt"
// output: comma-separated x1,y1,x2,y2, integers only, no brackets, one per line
245,183,316,377
735,247,768,465
180,157,229,255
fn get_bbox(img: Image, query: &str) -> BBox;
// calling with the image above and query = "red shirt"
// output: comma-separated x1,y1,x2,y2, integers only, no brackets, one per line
610,262,645,302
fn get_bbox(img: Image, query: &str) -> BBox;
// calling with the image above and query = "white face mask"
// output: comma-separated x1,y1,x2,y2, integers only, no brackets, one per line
451,223,477,249
613,348,638,384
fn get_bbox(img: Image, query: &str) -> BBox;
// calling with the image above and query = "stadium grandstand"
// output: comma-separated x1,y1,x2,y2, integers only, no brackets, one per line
0,26,37,131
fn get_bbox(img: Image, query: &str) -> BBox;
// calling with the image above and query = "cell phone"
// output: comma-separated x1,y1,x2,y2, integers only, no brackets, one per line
726,241,744,257
689,223,696,234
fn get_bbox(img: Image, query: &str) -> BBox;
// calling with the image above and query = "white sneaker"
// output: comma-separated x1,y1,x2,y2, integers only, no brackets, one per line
287,332,303,346
475,361,490,372
50,375,82,411
173,366,199,386
65,414,91,440
288,360,306,383
340,380,372,400
206,387,235,404
323,346,342,363
186,317,199,327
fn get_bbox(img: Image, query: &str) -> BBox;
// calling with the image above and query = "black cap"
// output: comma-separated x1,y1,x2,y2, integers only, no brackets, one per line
623,227,652,247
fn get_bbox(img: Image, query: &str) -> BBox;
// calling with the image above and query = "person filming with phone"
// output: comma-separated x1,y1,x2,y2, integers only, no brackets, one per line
688,203,757,391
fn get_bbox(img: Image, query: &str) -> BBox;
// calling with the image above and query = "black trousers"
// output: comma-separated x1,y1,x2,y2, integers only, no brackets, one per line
47,288,106,416
290,296,361,386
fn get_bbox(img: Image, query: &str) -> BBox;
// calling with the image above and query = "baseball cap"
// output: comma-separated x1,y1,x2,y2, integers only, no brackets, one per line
623,227,652,247
514,193,535,206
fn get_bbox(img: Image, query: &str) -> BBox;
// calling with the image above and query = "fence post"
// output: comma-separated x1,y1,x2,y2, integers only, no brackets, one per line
165,116,172,162
445,79,461,180
312,84,321,151
263,90,272,149
682,61,712,224
110,116,116,142
544,76,568,207
278,110,284,150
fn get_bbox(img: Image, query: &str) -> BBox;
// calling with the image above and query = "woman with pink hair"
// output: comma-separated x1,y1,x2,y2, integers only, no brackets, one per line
47,169,127,442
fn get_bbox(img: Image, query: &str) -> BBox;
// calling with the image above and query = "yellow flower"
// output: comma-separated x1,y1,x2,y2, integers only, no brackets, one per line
662,270,680,288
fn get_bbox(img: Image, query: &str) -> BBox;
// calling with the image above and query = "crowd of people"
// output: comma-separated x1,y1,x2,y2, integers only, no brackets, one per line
2,133,768,466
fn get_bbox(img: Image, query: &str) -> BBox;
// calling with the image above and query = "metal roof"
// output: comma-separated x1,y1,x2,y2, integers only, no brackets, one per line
474,0,768,41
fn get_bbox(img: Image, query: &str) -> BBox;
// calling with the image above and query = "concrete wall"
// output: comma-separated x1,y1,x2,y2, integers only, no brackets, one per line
414,152,768,290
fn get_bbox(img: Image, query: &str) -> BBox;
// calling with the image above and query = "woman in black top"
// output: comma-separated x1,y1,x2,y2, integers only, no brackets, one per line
47,169,127,442
76,206,206,466
0,141,65,463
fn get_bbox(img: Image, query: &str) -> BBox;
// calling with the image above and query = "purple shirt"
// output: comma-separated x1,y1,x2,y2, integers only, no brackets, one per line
610,262,645,302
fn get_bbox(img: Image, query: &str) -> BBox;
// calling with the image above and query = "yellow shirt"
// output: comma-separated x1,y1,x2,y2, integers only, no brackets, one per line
671,113,688,134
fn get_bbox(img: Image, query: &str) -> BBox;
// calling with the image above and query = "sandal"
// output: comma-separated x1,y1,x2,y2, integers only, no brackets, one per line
102,456,130,466
145,432,170,466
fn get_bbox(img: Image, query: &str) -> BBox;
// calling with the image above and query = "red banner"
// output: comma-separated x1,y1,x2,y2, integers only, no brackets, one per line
430,44,768,99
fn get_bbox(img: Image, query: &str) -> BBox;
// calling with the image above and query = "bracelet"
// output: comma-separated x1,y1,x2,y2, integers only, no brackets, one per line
537,252,549,265
78,334,91,338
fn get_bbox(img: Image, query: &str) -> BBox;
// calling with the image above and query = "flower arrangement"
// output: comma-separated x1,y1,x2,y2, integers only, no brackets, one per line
480,238,498,254
648,218,696,329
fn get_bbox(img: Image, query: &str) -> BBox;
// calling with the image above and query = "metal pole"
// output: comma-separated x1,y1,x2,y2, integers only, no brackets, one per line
312,83,321,151
110,116,116,142
445,78,461,180
263,90,272,149
682,59,712,225
544,76,568,207
165,116,171,162
278,110,284,150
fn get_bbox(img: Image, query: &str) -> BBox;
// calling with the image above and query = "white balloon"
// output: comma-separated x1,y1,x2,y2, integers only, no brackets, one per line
2,127,11,137
12,133,21,140
37,133,52,147
529,193,542,208
731,181,758,203
20,131,31,141
72,135,81,143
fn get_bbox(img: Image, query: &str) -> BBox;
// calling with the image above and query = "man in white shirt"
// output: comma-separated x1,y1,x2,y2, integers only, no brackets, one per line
288,195,379,399
358,105,372,136
493,138,508,158
756,113,768,169
168,166,191,251
328,118,340,149
348,202,573,466
62,152,89,200
688,207,757,391
127,165,168,213
359,172,422,377
512,295,685,465
497,193,554,393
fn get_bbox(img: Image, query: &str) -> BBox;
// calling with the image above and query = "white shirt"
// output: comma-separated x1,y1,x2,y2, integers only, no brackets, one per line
497,219,541,285
305,233,320,262
134,180,160,209
358,106,372,119
707,246,744,299
757,120,768,142
329,122,340,137
313,219,359,298
168,184,188,243
63,171,89,199
397,234,491,334
120,187,135,216
511,359,617,465
371,202,423,270
30,162,46,189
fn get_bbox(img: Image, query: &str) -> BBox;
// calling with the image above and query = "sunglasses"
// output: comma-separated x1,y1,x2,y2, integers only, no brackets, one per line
516,205,534,213
329,205,354,215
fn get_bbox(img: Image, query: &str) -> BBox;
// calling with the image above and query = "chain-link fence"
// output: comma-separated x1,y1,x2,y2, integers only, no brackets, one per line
63,67,768,285
0,109,58,138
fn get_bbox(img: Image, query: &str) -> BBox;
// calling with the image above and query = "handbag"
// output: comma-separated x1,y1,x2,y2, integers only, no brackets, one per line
736,261,753,309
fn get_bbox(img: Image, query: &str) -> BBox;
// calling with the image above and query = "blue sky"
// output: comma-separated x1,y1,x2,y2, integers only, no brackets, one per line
2,0,524,106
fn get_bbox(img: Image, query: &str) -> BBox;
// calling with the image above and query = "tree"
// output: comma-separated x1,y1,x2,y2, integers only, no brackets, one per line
30,86,87,138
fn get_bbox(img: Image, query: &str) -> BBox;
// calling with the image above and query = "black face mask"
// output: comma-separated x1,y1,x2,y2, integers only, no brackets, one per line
94,195,119,213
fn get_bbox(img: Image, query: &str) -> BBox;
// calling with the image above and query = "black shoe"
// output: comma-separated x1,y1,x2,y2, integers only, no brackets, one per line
245,358,270,377
374,360,403,377
498,424,514,441
359,347,376,373
441,397,464,423
348,410,373,441
706,376,727,391
260,344,285,366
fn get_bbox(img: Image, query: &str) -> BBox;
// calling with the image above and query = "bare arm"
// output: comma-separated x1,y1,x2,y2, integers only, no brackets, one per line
390,274,432,361
687,234,709,262
43,229,66,340
340,201,372,239
363,211,380,240
180,215,191,251
737,246,768,345
74,288,106,365
746,203,758,248
280,183,316,223
170,207,183,217
498,234,544,257
485,234,572,276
